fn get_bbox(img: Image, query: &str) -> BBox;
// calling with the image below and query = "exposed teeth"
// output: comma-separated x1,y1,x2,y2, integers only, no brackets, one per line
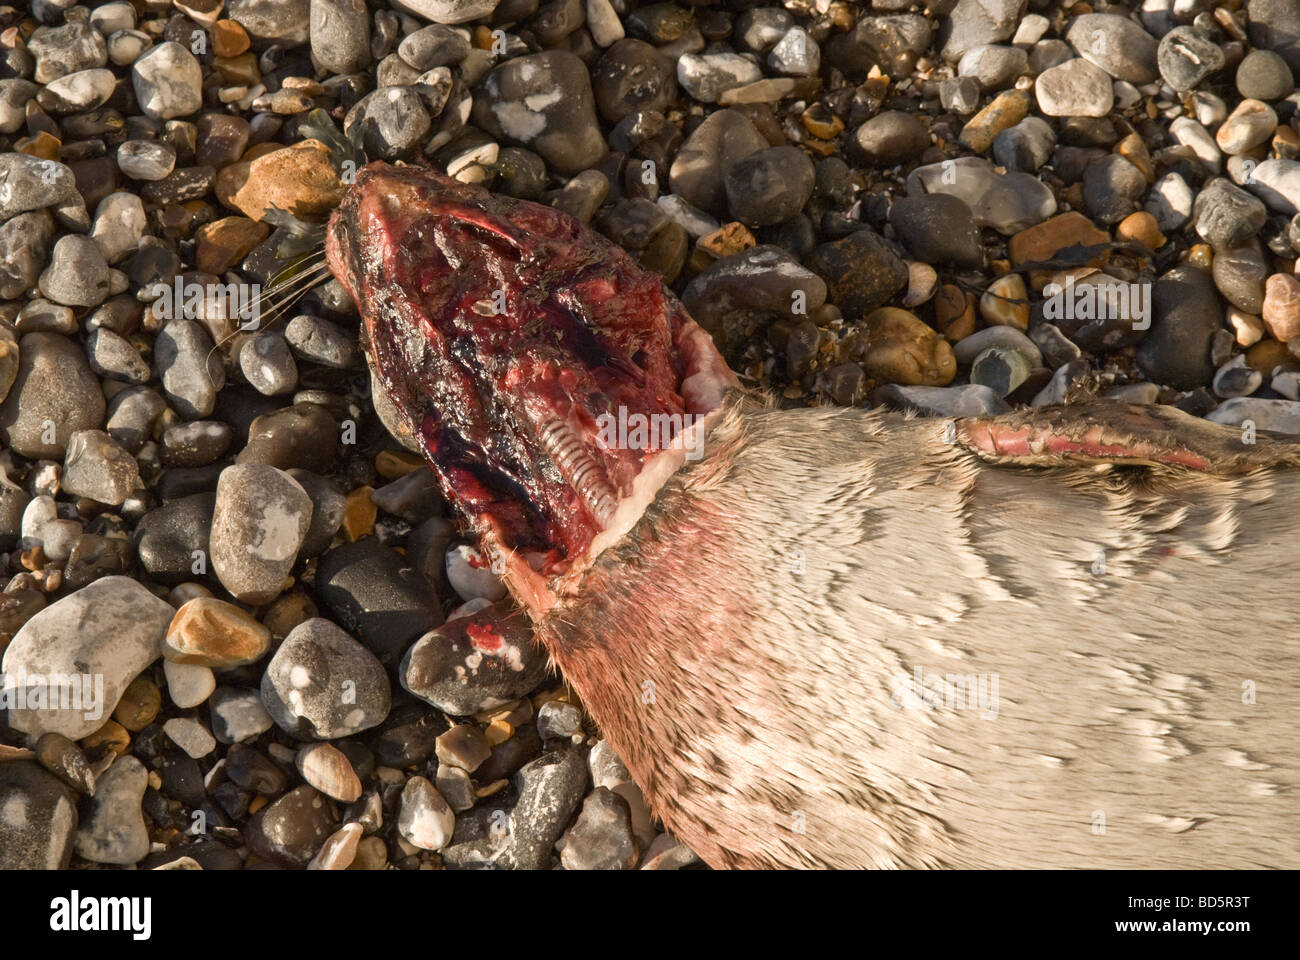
538,417,617,526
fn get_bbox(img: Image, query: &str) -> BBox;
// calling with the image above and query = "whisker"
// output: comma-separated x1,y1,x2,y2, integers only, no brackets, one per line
200,262,333,384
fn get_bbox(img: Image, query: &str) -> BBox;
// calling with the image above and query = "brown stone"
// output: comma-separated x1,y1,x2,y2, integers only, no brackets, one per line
212,52,260,86
862,307,956,386
979,274,1030,330
215,139,344,222
1008,212,1110,266
1246,337,1291,373
16,130,60,161
375,450,423,480
164,597,272,667
80,720,130,759
262,590,318,639
342,486,377,541
1114,133,1155,183
1116,211,1165,249
195,216,271,274
959,89,1031,154
1262,273,1300,341
640,221,689,283
112,676,161,732
934,283,978,342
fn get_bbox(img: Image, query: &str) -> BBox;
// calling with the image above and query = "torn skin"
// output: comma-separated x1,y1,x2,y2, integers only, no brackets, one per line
326,163,736,617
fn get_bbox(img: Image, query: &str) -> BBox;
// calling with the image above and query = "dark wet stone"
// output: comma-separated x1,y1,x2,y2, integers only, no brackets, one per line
591,39,676,125
723,146,815,228
806,229,908,321
888,194,982,267
244,785,338,867
315,537,443,666
236,402,337,473
1136,265,1221,390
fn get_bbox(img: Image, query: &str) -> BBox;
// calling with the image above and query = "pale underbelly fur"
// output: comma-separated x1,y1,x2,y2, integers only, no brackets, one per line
544,401,1300,868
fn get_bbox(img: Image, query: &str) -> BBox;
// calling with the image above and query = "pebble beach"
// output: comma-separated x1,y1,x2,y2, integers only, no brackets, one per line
2,0,1300,872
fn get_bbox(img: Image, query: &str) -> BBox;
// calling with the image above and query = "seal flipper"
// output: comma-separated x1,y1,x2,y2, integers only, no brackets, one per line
953,400,1300,474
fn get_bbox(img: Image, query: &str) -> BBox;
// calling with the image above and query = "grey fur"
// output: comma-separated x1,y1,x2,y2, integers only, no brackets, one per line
541,395,1300,868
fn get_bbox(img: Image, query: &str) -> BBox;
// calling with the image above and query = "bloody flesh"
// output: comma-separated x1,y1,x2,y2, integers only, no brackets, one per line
326,162,732,595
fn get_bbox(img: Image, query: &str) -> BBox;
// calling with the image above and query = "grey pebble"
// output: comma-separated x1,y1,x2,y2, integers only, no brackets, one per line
400,601,549,715
398,776,456,850
210,686,275,743
907,157,1056,234
1064,13,1158,84
0,332,106,460
559,787,638,870
0,211,55,300
284,314,359,368
116,140,177,181
74,756,149,865
155,320,225,420
37,68,117,114
724,145,814,227
939,0,1023,61
992,116,1054,173
89,192,147,264
668,109,766,216
240,331,300,396
131,41,202,120
1082,154,1147,225
260,617,391,739
63,430,141,505
1157,25,1225,93
86,327,150,384
957,44,1027,92
472,50,606,176
1193,177,1268,249
1205,396,1300,434
310,0,371,75
29,19,107,82
854,110,931,167
40,235,113,308
889,193,982,267
1136,265,1222,390
161,420,234,468
940,75,981,114
1,576,172,739
505,746,589,869
873,383,1011,417
1212,355,1264,399
953,325,1043,367
398,24,469,70
210,463,312,604
1236,48,1294,101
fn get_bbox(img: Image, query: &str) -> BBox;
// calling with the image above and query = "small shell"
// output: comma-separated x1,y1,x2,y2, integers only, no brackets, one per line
902,261,939,308
296,742,362,803
37,732,96,795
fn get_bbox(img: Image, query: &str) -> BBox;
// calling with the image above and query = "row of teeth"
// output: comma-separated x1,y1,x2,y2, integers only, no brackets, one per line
538,417,618,525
